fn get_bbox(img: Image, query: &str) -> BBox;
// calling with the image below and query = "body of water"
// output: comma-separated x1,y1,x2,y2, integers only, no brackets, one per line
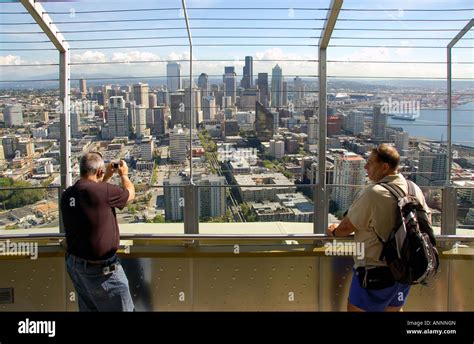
387,102,474,147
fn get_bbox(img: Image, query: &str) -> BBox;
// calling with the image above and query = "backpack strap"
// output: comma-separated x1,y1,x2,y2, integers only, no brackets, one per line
378,182,405,201
406,180,417,198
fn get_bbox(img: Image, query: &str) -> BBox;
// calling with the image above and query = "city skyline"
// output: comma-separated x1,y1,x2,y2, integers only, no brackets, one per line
0,0,472,83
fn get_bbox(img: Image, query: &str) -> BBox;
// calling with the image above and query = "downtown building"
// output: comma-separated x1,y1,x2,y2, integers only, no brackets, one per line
331,151,366,212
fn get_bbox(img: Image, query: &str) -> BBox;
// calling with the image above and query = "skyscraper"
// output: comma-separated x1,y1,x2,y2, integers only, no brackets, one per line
133,83,149,108
257,73,270,107
417,147,447,186
197,175,226,218
167,62,181,92
282,81,288,107
293,76,305,102
202,96,216,120
70,111,81,138
344,111,364,135
108,96,129,138
79,78,87,98
271,64,283,108
307,116,318,144
241,56,253,89
197,73,209,97
372,105,387,141
169,124,188,163
134,104,147,138
255,101,278,141
170,92,186,128
223,66,237,104
332,152,366,211
395,130,410,157
3,105,23,127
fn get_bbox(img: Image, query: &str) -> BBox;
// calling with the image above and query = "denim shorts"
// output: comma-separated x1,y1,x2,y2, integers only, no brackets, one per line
348,268,410,312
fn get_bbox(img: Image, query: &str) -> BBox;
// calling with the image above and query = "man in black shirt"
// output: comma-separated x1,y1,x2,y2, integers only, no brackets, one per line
61,152,135,311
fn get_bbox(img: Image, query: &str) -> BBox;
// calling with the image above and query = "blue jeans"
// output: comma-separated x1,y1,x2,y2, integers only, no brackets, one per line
66,253,134,312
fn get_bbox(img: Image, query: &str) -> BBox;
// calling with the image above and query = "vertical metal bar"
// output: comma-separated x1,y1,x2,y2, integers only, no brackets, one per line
60,51,72,191
316,0,343,235
316,48,327,234
447,47,452,185
181,0,199,234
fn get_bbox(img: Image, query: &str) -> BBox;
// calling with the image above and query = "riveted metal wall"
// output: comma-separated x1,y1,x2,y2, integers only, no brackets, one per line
192,257,319,311
1,255,472,311
0,257,66,311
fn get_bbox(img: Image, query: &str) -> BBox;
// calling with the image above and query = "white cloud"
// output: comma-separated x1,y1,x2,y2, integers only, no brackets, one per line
0,55,21,65
111,51,160,63
71,51,107,63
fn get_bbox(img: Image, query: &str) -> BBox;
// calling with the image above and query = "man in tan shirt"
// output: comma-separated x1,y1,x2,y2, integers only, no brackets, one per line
326,144,431,312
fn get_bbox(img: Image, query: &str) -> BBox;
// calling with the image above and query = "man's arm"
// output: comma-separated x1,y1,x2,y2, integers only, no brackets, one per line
118,160,135,202
326,216,357,237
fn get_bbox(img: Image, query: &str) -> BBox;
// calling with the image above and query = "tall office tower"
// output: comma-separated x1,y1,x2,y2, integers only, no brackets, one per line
134,104,147,138
1,136,18,159
184,87,201,129
293,76,305,102
126,100,137,137
417,148,447,186
241,56,253,89
239,88,259,111
271,64,283,108
148,93,157,108
223,66,237,104
197,73,209,97
282,81,288,107
269,139,285,159
140,137,154,161
344,111,364,135
333,152,366,211
257,73,270,107
70,111,81,138
202,96,217,120
169,124,188,163
79,78,87,98
108,96,129,138
395,130,410,157
3,105,23,127
102,85,112,106
307,116,318,144
164,176,186,221
255,101,278,141
372,105,387,141
133,83,149,108
170,92,186,128
167,62,181,92
157,89,169,106
197,175,227,218
153,106,166,135
327,115,343,136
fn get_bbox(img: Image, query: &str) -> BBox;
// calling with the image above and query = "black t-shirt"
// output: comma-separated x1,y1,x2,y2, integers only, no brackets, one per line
60,179,129,260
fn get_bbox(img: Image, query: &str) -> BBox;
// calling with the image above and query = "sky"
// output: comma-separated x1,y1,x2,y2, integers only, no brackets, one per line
0,0,473,83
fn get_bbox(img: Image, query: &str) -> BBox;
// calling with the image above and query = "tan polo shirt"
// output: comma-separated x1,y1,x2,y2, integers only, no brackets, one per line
347,173,431,269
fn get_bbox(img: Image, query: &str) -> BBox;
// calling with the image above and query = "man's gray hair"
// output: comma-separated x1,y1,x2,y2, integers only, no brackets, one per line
80,152,105,177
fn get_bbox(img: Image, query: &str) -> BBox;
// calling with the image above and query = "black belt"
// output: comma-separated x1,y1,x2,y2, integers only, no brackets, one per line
68,253,118,268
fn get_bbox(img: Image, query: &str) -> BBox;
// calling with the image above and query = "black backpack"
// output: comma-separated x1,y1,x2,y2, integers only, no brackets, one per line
378,180,440,285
